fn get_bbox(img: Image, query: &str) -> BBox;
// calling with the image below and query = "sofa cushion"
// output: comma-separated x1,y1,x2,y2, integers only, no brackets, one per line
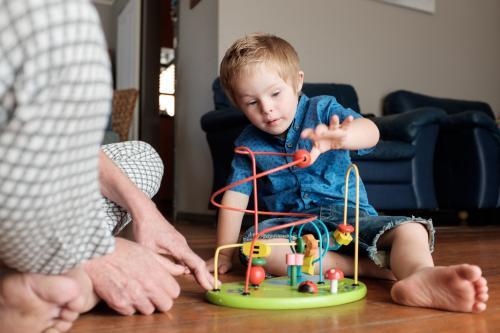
302,83,360,113
351,140,415,161
384,90,494,119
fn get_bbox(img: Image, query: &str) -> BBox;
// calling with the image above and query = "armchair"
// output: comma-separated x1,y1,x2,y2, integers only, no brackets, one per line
201,79,446,212
102,89,139,144
384,90,500,211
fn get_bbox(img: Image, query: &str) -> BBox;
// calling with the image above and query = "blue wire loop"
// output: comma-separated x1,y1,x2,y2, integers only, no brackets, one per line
288,219,332,283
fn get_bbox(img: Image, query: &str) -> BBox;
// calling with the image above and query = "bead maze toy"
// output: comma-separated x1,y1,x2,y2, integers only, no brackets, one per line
206,147,367,309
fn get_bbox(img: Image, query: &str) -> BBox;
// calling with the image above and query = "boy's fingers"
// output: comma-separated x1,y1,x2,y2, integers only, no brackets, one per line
300,128,313,138
309,146,321,163
329,115,340,129
314,123,328,136
341,116,354,127
219,265,229,274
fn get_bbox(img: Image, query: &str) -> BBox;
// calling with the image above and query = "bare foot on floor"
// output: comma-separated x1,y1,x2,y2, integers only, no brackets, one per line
391,264,489,312
0,267,96,333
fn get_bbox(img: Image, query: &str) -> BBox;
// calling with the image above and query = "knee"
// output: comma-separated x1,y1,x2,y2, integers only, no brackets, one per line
395,222,429,239
379,222,428,247
135,141,164,177
137,141,162,164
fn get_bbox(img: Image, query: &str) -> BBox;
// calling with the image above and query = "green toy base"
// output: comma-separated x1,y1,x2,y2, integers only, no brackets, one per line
206,276,367,309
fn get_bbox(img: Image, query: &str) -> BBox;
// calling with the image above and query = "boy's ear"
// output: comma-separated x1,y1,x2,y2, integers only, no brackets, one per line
296,71,304,93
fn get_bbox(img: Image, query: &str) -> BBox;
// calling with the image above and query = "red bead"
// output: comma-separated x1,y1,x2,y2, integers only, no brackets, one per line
249,266,266,285
337,224,354,233
294,150,311,168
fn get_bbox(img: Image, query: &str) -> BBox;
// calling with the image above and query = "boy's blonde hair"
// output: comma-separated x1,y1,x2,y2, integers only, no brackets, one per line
220,33,301,105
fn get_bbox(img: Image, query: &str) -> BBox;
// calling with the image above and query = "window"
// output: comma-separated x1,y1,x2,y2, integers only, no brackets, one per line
159,47,175,116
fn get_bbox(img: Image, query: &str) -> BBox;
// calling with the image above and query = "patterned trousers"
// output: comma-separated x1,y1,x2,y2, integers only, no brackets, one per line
101,141,164,234
0,141,163,274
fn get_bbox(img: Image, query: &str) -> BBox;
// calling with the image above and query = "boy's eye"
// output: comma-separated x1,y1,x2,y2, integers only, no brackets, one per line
272,91,280,97
247,101,257,106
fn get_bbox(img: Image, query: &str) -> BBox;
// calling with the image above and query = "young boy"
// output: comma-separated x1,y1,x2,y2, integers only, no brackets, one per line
206,33,488,313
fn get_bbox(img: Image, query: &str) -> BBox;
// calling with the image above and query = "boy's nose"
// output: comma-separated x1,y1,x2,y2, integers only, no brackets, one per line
260,100,273,114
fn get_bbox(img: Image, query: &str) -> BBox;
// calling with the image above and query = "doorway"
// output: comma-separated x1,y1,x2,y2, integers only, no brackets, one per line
140,0,177,218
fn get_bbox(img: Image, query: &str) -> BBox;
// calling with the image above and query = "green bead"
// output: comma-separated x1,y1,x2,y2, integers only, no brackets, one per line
252,257,267,266
296,238,305,254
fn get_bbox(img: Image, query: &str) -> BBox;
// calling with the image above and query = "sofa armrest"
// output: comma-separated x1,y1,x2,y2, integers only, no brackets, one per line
201,108,249,133
374,107,446,142
443,110,498,131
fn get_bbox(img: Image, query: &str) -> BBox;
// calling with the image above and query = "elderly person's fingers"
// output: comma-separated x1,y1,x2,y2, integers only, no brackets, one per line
167,244,215,290
43,328,61,333
85,238,185,316
58,308,79,322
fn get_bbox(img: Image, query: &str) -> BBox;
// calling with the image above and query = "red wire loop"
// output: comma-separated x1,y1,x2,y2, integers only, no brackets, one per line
210,147,317,293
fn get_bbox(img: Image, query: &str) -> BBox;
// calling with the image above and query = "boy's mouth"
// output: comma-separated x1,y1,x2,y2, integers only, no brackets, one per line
266,118,280,126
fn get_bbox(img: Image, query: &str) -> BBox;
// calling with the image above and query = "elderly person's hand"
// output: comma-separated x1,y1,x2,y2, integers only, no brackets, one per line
131,204,216,291
84,237,185,315
97,150,216,292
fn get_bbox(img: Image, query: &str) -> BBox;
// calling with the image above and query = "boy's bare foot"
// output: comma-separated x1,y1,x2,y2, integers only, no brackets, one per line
391,264,489,312
0,267,96,333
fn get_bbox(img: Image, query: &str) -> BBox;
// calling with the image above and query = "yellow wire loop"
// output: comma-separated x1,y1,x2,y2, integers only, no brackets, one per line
343,164,360,285
213,242,296,290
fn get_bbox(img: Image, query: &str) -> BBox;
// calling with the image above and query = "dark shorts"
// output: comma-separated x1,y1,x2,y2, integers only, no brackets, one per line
240,204,435,268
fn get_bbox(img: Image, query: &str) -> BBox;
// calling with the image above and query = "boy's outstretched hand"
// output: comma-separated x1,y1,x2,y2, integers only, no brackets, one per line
206,253,233,275
301,115,354,163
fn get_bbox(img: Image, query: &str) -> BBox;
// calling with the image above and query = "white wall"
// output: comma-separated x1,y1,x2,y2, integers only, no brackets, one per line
218,0,500,116
93,2,116,50
175,0,219,216
176,0,500,216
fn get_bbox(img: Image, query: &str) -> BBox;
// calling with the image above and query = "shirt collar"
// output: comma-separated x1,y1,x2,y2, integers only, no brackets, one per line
294,93,309,127
268,94,309,142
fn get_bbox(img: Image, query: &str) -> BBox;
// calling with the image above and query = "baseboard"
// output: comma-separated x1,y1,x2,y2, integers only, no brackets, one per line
175,211,217,224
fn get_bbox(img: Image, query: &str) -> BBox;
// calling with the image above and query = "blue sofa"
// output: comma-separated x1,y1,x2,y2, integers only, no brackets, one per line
384,90,500,211
201,79,446,212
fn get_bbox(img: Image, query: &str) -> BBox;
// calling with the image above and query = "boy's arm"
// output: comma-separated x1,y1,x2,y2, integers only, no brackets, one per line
301,115,380,162
337,116,379,150
208,190,250,273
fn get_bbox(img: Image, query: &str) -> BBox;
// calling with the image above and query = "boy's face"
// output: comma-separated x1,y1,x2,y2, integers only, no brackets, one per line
232,63,304,136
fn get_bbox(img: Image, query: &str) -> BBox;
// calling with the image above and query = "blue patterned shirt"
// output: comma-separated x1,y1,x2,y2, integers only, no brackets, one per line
227,94,378,216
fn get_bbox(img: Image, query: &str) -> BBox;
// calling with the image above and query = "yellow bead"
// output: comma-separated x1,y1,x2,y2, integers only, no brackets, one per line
242,241,272,258
334,229,353,246
302,255,315,275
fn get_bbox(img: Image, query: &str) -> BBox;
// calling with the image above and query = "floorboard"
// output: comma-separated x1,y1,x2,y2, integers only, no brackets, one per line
70,223,500,333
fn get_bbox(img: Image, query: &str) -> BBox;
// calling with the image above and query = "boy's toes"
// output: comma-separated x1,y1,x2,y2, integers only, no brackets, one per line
455,264,482,281
472,302,487,313
474,276,488,289
476,291,489,303
474,277,489,301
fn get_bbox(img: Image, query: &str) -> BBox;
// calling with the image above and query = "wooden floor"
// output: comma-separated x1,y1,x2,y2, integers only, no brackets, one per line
70,223,500,333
